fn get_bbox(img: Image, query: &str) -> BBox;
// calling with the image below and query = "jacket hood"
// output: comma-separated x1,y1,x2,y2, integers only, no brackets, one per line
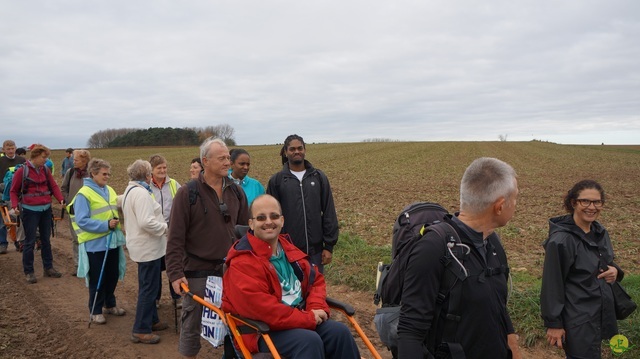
546,214,605,246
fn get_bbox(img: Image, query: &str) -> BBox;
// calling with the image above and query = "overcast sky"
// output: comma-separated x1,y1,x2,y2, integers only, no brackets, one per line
1,1,639,149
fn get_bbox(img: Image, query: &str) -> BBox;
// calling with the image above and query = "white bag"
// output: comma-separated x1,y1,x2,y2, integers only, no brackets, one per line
200,276,228,347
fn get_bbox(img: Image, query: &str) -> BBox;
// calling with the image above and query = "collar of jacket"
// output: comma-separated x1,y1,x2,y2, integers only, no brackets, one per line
549,214,605,244
233,231,307,263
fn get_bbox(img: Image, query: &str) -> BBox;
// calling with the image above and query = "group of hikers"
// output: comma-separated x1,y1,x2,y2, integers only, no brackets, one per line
0,135,631,359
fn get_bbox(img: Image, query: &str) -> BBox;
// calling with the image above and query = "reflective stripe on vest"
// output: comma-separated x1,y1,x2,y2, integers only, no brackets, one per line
169,178,178,198
69,185,119,243
151,178,178,201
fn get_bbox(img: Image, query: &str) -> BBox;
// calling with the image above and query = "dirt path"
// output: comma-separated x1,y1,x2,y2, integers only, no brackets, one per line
0,219,387,358
0,218,562,358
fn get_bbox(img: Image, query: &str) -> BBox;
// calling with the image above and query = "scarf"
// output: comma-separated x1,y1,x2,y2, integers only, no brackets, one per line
136,181,153,194
75,167,88,179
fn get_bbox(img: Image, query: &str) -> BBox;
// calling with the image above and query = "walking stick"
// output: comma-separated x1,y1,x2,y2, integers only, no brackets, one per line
89,231,113,328
173,298,179,333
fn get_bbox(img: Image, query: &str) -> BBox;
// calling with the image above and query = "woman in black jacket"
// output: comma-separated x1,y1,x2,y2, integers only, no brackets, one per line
541,180,624,359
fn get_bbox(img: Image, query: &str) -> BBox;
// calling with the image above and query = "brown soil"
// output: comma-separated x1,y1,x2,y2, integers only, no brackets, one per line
0,218,563,358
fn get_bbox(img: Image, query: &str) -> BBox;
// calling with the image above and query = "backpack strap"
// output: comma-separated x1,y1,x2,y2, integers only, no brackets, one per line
486,235,510,279
21,165,54,198
121,185,139,213
187,179,243,211
424,221,468,358
186,179,208,214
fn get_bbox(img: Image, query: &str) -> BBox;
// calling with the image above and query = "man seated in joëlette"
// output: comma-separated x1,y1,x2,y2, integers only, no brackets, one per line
221,194,360,359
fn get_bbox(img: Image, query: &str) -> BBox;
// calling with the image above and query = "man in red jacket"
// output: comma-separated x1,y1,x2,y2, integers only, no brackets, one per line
222,194,360,359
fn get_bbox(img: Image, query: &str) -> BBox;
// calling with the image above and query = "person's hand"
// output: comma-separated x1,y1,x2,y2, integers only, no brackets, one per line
546,328,565,349
508,333,522,359
597,265,618,283
61,200,66,207
321,249,332,265
108,218,119,230
172,277,188,295
13,207,20,216
311,309,328,325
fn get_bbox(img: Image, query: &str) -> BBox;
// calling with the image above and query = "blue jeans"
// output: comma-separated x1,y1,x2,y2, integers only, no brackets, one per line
157,256,180,301
87,248,120,314
21,207,53,274
258,319,361,359
133,258,162,334
0,224,7,246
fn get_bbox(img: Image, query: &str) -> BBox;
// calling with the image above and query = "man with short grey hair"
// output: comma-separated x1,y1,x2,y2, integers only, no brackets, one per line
0,139,26,254
166,137,249,358
398,157,522,359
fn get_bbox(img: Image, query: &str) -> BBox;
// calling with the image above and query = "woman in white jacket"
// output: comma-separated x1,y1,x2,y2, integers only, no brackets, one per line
121,160,169,344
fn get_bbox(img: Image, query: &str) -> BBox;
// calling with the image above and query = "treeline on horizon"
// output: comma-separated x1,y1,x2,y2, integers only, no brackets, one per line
86,124,236,148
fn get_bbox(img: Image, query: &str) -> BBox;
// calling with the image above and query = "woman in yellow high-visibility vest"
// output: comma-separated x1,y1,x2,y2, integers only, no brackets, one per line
69,158,126,325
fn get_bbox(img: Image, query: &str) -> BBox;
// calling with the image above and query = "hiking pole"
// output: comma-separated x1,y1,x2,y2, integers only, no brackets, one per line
173,298,178,334
89,231,113,328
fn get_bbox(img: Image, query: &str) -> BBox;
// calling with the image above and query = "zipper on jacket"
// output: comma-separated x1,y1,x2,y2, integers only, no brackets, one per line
298,179,310,255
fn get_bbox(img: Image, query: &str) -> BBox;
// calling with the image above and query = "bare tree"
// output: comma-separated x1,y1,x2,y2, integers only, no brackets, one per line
214,124,235,145
191,124,236,144
498,134,508,142
86,128,138,148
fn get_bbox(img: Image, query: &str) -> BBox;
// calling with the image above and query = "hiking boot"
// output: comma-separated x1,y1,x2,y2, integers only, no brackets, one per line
130,333,161,344
25,273,37,284
44,267,62,278
91,314,106,324
103,307,126,316
151,321,169,331
0,244,7,254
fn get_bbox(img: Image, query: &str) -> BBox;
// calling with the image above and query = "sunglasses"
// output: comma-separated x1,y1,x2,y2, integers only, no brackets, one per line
251,213,282,222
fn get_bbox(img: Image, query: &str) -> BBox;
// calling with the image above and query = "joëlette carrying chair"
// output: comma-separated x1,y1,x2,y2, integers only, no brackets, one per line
181,282,278,359
180,283,382,359
0,202,19,242
181,225,382,358
232,225,381,359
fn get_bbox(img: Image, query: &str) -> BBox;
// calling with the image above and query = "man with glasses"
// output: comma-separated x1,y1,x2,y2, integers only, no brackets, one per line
222,194,360,359
166,137,249,358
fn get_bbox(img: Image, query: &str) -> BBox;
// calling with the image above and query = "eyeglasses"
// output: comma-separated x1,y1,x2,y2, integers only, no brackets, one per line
219,202,230,223
100,172,111,177
576,199,604,208
251,213,282,222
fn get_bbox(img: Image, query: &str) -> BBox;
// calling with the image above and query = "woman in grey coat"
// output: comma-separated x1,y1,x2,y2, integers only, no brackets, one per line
541,180,624,359
60,149,91,274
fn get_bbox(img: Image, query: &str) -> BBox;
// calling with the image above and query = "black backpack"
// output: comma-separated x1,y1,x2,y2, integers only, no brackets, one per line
373,202,469,358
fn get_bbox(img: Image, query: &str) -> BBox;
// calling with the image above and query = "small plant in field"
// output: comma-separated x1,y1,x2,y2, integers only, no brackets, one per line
325,232,390,291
